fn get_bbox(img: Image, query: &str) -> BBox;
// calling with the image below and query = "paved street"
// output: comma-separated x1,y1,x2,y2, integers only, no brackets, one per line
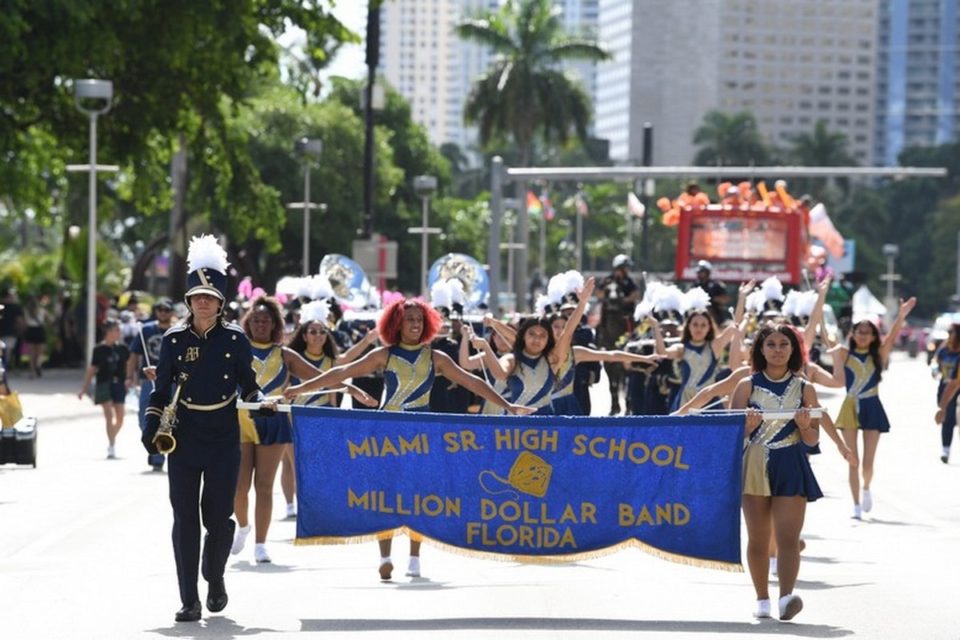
1,352,958,639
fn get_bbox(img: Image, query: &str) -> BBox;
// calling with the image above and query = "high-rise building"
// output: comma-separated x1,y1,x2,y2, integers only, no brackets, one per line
380,0,601,150
876,0,960,166
379,0,465,147
597,0,880,166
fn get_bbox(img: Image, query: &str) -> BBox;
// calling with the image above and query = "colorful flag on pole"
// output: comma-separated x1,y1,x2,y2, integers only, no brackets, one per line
542,189,555,221
627,192,646,218
575,192,589,217
526,191,543,216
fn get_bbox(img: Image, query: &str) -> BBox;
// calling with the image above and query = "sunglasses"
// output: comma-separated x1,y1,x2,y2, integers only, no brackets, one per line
306,328,326,336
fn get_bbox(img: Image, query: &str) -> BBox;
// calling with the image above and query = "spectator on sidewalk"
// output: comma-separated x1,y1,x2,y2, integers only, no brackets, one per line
0,288,25,370
23,295,50,378
78,318,130,459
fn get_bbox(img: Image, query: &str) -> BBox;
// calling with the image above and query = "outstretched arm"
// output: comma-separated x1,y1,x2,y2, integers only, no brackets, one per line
880,297,917,363
433,351,533,415
572,345,660,365
284,347,388,399
672,366,750,415
552,277,596,365
339,330,379,365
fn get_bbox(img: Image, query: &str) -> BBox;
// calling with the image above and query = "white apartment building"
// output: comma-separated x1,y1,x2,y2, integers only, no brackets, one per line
597,0,880,166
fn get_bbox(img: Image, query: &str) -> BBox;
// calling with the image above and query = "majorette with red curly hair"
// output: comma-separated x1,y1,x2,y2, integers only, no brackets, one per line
284,296,534,582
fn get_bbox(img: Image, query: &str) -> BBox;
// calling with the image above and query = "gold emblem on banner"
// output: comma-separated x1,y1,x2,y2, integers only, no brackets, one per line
480,451,553,499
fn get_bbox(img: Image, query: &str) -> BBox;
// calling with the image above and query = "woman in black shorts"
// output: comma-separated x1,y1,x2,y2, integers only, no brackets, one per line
78,319,130,459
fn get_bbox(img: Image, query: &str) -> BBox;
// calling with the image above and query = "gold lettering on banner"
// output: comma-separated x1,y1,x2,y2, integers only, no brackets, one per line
347,433,430,459
443,430,483,452
185,346,200,363
465,522,577,549
347,488,461,517
479,499,597,525
571,435,690,469
494,429,559,452
618,503,691,526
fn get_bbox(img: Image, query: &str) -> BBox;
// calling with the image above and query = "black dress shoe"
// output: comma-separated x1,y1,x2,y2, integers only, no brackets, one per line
175,601,202,622
206,579,228,613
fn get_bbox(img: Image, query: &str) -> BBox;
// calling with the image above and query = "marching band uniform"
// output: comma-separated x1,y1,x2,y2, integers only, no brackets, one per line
293,351,335,407
671,341,718,412
550,352,582,415
238,342,291,444
142,235,265,622
742,372,822,500
835,349,890,432
382,344,435,412
506,352,556,415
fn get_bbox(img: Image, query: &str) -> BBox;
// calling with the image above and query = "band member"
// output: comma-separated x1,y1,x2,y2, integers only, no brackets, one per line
128,297,177,471
596,256,643,414
285,297,534,581
141,235,273,622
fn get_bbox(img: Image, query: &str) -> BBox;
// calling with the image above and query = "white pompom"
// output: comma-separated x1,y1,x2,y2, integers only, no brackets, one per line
299,299,331,326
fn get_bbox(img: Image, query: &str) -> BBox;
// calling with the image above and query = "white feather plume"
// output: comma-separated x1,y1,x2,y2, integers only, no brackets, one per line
431,279,453,310
760,276,784,302
796,290,819,318
296,277,314,299
310,274,334,300
746,289,766,315
299,299,331,326
683,287,712,313
559,270,584,297
276,276,302,296
534,294,552,316
654,285,685,314
633,299,655,321
446,278,467,306
186,234,230,274
546,274,566,306
782,290,802,317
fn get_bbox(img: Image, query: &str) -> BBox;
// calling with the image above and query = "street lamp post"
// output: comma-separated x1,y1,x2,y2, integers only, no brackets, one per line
410,175,440,298
880,243,901,328
68,79,115,369
290,138,323,275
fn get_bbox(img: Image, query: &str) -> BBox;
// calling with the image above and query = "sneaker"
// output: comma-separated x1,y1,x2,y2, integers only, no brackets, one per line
254,543,271,564
941,447,950,464
285,503,296,519
753,599,771,619
405,556,421,578
769,557,778,576
778,593,803,621
852,504,862,520
379,557,393,581
107,445,116,459
231,525,251,555
861,489,873,513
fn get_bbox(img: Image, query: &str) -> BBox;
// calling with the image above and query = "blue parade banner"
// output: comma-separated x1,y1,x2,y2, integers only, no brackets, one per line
291,407,744,570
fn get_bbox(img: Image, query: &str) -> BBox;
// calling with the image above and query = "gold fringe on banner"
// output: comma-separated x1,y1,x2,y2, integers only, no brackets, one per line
294,526,742,573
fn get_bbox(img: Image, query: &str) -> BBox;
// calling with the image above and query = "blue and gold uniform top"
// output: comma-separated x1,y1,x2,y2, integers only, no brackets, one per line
507,352,555,414
743,372,813,497
936,345,960,383
672,341,718,411
145,321,262,445
836,349,890,430
291,351,334,407
249,342,289,395
382,344,434,412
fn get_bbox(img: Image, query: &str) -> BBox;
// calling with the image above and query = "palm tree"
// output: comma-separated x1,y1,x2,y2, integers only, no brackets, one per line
456,0,610,166
788,120,857,198
456,0,609,308
788,119,856,166
692,110,770,166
